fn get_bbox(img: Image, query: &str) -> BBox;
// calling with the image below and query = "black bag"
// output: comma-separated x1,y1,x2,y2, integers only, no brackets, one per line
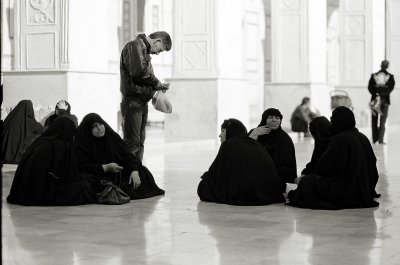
96,173,130,205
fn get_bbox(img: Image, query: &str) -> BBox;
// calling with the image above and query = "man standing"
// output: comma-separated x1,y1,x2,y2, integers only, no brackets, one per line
120,31,172,161
368,60,395,144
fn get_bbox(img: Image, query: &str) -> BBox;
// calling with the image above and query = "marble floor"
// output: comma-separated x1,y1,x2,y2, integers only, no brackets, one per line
2,126,400,265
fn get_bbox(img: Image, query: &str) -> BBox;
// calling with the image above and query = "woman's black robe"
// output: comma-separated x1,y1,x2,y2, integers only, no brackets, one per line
74,113,164,199
198,135,285,206
288,107,379,209
7,117,95,206
301,116,332,175
249,126,297,191
2,100,43,164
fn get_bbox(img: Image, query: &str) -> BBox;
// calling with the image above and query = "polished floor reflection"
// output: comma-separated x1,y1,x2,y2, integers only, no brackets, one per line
2,126,400,265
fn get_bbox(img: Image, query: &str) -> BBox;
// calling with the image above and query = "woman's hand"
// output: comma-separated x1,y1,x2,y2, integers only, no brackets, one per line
102,162,123,173
249,125,271,139
129,171,141,189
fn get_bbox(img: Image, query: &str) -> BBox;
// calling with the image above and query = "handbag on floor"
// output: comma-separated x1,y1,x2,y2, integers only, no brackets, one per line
96,173,130,205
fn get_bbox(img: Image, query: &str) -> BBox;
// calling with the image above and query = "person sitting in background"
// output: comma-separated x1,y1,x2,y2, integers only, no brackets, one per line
44,100,78,128
7,117,95,206
2,100,43,164
74,113,165,199
287,107,380,209
197,119,285,206
249,108,297,192
290,97,318,137
297,116,332,181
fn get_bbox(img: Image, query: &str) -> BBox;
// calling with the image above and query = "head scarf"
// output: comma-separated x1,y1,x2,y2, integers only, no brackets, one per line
257,108,283,127
331,106,356,134
75,113,139,169
221,119,247,140
2,100,43,163
309,116,332,142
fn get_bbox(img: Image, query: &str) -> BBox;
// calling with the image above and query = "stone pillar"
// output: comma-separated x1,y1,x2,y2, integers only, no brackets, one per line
386,0,400,125
3,0,121,129
165,0,262,141
267,0,330,129
338,0,385,127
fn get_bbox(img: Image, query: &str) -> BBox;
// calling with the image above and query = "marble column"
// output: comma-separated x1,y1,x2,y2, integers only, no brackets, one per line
165,0,266,141
337,0,385,127
3,0,121,129
266,0,330,129
386,0,400,125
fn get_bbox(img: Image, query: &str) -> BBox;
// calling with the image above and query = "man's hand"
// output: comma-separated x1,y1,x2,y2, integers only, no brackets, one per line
249,125,271,139
129,171,141,189
161,83,170,93
102,162,123,173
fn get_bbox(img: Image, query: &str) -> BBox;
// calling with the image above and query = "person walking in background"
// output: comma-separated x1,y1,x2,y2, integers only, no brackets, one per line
290,97,319,137
368,60,395,144
119,31,172,161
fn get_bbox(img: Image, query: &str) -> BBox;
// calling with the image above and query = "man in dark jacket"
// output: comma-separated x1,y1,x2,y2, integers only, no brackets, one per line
120,31,172,161
368,60,395,144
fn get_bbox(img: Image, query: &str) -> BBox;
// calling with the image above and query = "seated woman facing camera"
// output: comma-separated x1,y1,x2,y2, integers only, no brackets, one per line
7,117,95,206
197,119,285,206
74,113,164,199
287,107,380,209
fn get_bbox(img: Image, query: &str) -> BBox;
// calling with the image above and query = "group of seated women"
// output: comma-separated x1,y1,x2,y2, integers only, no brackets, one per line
6,105,164,206
198,106,380,210
4,99,380,210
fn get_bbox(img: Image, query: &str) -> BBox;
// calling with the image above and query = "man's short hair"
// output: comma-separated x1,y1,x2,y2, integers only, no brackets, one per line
149,31,172,51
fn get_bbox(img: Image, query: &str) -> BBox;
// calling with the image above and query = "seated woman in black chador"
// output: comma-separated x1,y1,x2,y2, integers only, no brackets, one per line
74,113,164,199
299,116,332,177
249,108,297,192
197,118,285,206
287,107,380,209
44,100,78,128
7,117,95,206
2,100,43,164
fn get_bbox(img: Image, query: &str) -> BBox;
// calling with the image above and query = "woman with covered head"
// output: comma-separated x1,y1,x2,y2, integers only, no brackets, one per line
299,116,332,177
249,108,297,192
74,113,164,200
2,100,43,164
44,100,78,128
7,117,95,206
197,118,285,206
287,107,380,209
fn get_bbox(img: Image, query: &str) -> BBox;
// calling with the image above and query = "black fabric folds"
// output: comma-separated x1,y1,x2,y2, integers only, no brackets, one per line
74,113,164,199
198,119,284,206
288,107,380,209
7,117,95,206
2,100,43,164
301,116,332,175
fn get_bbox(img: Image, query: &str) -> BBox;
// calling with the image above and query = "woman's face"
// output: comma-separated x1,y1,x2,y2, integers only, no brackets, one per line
91,122,105,138
266,115,281,130
219,128,227,143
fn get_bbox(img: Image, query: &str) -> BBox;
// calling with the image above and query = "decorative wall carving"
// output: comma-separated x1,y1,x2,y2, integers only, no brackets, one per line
27,0,55,25
346,16,364,36
182,41,207,70
280,0,300,10
26,33,56,69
